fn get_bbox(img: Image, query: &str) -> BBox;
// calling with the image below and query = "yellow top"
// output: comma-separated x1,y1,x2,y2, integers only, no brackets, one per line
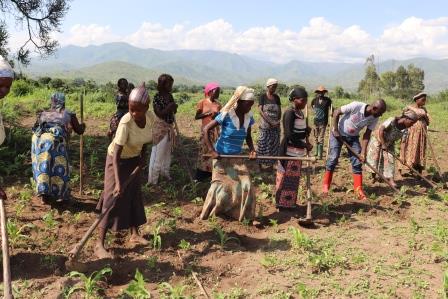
107,111,154,158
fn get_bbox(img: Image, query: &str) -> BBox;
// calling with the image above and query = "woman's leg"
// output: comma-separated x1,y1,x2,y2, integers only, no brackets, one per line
95,227,114,259
129,226,149,245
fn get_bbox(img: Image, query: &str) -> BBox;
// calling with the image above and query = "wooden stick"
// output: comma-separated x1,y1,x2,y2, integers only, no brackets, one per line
385,149,438,188
192,272,210,299
427,135,447,187
0,199,12,299
68,166,141,261
173,120,194,182
79,92,84,196
340,138,400,193
203,154,317,162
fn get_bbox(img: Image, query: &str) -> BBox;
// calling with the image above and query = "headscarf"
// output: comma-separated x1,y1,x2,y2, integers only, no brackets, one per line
0,56,14,78
129,82,150,105
402,109,418,122
220,86,254,117
266,78,278,88
204,82,220,97
288,87,308,101
51,92,66,112
413,92,426,101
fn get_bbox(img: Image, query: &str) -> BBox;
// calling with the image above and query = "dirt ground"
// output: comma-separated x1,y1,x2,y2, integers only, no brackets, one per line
3,115,448,298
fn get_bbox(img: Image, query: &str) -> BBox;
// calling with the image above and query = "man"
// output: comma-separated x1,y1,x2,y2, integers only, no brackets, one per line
322,99,386,200
311,85,332,159
0,56,14,201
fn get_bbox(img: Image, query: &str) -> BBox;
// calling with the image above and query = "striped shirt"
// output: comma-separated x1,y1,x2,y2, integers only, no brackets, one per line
286,109,307,156
214,110,255,155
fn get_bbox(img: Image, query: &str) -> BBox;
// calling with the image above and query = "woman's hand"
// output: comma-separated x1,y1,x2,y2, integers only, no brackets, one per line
249,150,257,160
168,102,178,114
113,183,122,198
332,128,341,138
381,143,388,151
0,187,7,200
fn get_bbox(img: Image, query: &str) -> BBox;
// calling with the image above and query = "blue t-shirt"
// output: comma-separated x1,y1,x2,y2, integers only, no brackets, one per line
214,111,255,155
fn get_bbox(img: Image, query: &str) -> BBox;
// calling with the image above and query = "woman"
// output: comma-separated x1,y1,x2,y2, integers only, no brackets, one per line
195,82,222,181
31,93,85,203
275,87,312,209
200,86,257,222
108,78,129,141
95,83,153,259
0,56,14,202
367,109,418,187
148,74,177,184
400,92,430,174
257,78,281,170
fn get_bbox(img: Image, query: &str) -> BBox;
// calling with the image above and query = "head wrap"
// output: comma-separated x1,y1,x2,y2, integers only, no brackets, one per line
266,78,278,88
289,87,308,101
220,86,254,117
129,82,150,105
0,56,14,79
204,82,220,96
402,109,418,122
51,92,66,112
413,92,426,101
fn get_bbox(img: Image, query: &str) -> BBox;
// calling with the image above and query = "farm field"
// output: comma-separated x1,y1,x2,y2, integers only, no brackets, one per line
1,89,448,298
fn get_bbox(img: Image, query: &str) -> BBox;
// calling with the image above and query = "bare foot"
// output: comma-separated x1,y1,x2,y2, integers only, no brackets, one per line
129,235,150,246
94,244,114,259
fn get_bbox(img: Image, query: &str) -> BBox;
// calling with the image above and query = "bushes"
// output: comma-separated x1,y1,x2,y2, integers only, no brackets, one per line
11,80,34,96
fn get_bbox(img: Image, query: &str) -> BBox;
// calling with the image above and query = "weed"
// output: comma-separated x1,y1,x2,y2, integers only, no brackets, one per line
260,254,279,268
7,219,31,247
241,218,251,226
191,197,204,205
214,226,240,248
288,227,313,251
268,218,278,228
152,225,162,250
172,207,182,218
158,282,190,299
122,269,151,299
42,210,59,230
434,221,448,244
178,239,191,251
147,256,158,270
295,282,319,299
308,247,345,273
40,255,57,270
67,267,112,298
213,287,247,299
443,269,448,299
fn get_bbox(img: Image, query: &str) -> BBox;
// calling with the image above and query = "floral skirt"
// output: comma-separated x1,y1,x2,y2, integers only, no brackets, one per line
275,160,302,208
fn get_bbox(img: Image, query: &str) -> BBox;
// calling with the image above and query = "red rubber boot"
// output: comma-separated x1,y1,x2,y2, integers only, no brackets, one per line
353,174,367,200
322,171,333,196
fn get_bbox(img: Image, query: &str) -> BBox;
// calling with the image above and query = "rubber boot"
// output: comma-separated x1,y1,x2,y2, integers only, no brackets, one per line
353,174,367,200
314,143,319,156
322,170,333,195
317,143,323,160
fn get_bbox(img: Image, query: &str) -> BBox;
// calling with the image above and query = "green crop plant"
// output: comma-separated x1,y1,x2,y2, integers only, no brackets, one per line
66,267,112,298
122,269,151,299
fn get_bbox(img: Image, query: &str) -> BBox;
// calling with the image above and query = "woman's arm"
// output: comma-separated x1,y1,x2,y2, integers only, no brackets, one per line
195,109,212,120
203,120,220,158
70,115,86,135
140,144,147,168
245,127,256,159
112,144,124,197
378,125,387,149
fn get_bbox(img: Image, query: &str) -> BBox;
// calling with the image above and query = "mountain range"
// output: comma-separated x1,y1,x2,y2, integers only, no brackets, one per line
23,42,448,93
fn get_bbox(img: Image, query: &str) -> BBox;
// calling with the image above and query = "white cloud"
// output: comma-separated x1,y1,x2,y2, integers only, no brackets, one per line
54,17,448,63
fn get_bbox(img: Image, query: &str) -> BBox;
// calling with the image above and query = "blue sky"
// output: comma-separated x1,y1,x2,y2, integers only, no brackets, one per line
6,0,448,62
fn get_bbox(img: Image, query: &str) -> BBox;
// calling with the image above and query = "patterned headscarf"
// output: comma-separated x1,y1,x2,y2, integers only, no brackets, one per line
51,92,66,112
402,108,418,122
129,82,150,105
0,56,14,78
220,86,254,117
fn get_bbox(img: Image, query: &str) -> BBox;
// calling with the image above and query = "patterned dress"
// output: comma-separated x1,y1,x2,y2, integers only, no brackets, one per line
31,110,73,201
256,93,281,166
367,117,404,179
400,106,428,170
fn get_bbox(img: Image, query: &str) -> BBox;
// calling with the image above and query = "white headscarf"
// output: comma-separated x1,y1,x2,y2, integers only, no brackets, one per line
266,78,278,88
220,86,254,118
0,56,14,79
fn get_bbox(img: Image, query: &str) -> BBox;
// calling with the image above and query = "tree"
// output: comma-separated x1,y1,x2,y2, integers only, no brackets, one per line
0,0,69,64
49,78,65,89
407,64,425,96
394,66,410,99
358,55,380,99
380,71,396,96
334,86,345,98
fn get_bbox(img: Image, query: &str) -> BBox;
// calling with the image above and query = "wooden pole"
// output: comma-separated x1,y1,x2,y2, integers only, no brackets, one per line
79,92,84,196
426,135,447,187
203,154,317,162
0,199,12,299
325,104,333,161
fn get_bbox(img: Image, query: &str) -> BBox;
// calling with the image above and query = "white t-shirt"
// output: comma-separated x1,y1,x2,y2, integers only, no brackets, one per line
338,101,379,137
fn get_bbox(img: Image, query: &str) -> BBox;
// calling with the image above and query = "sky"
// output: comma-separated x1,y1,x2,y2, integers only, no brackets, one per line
5,0,448,63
